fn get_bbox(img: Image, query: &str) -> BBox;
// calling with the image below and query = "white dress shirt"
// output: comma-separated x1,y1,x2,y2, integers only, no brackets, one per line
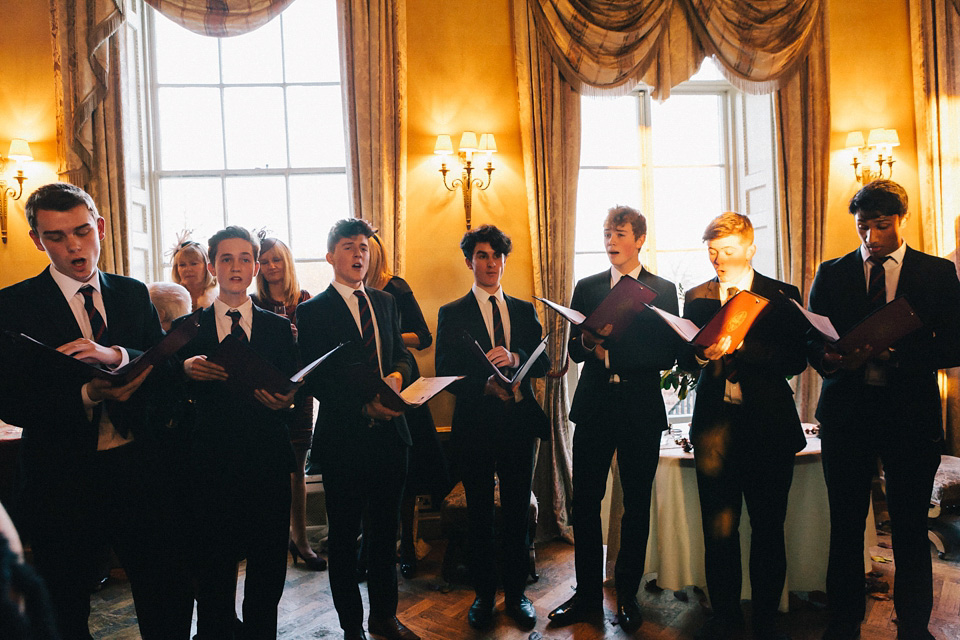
331,280,384,375
472,283,512,352
860,241,906,303
212,296,254,342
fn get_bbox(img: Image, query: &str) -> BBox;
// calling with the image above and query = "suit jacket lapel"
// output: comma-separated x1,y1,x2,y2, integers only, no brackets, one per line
368,289,391,368
465,294,492,351
896,246,918,298
30,268,83,343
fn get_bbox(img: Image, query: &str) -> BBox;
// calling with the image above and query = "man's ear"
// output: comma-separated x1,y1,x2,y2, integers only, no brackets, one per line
746,243,757,262
326,252,334,264
29,230,44,252
207,262,216,277
96,216,106,240
465,256,474,270
252,260,260,277
634,233,647,251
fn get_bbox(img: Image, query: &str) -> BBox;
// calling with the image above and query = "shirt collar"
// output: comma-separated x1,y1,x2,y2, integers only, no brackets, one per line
610,263,644,286
472,283,504,305
331,279,367,304
213,296,253,318
49,264,101,300
719,267,754,294
860,241,907,265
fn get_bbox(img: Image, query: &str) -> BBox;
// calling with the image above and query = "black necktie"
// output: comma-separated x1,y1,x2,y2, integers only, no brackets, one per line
867,256,889,309
226,309,247,343
354,290,379,371
489,295,505,348
79,285,108,345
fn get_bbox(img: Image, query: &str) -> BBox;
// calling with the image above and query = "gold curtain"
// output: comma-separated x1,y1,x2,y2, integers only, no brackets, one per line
50,0,130,274
143,0,295,37
910,0,960,453
336,0,407,273
513,0,581,543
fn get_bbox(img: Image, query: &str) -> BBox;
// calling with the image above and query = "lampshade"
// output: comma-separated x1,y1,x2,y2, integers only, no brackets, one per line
459,131,478,153
478,133,497,154
866,128,888,147
885,129,900,147
7,138,32,162
434,134,453,155
844,131,865,150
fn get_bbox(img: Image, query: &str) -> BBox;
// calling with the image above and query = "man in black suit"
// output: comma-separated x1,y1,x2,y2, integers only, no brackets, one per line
174,225,300,640
0,182,191,639
297,219,418,640
435,225,550,631
549,206,680,633
808,180,960,640
681,212,808,640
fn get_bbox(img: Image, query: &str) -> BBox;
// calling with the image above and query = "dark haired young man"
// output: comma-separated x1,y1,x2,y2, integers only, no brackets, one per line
174,224,300,639
0,182,191,639
549,206,680,633
297,219,418,640
681,212,807,640
435,224,550,631
808,180,960,640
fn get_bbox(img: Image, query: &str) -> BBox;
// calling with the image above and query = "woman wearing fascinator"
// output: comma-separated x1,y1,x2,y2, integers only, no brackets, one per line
251,232,326,571
170,231,218,311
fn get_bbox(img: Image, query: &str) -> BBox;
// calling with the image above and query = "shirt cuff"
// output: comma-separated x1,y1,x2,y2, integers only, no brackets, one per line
81,382,101,411
111,347,129,369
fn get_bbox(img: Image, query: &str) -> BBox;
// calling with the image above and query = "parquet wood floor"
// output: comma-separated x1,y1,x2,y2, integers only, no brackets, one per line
87,530,960,639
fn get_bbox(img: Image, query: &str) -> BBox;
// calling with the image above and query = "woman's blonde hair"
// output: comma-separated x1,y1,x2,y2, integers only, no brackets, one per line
365,234,392,290
255,236,301,307
170,233,217,292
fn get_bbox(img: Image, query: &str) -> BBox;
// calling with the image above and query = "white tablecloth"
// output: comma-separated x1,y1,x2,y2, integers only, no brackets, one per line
602,425,877,611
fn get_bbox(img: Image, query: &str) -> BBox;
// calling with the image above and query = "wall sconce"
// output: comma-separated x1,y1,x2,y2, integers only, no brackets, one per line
435,131,496,229
845,128,899,184
0,139,33,244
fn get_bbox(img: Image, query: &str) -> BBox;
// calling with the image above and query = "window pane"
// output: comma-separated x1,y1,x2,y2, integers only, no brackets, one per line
153,13,219,84
294,261,335,297
576,168,643,253
574,253,612,285
289,174,349,260
287,86,346,167
689,57,725,82
656,249,716,300
580,95,641,167
651,94,722,166
225,177,289,237
158,177,225,264
223,87,288,169
652,166,725,250
283,0,340,83
220,19,283,84
158,88,224,170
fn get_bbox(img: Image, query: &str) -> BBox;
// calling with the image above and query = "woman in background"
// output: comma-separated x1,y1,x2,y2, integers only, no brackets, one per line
366,234,450,578
252,235,326,572
171,233,217,311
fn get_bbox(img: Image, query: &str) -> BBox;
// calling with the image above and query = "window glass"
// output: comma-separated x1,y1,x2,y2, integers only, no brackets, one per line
282,0,341,83
157,88,224,170
286,86,345,167
158,177,224,259
153,13,219,84
223,87,288,169
220,19,283,84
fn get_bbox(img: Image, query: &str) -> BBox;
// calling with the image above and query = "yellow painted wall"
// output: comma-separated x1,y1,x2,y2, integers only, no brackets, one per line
0,0,60,287
825,0,920,261
404,0,534,402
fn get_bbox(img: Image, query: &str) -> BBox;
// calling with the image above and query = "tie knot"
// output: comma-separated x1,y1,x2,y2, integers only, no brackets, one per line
489,295,497,305
726,286,740,298
226,309,241,321
868,255,889,267
354,290,366,300
79,285,95,299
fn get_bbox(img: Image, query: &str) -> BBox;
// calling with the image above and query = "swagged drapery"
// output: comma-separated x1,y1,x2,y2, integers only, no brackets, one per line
513,0,830,541
910,0,960,454
143,0,296,37
50,0,130,274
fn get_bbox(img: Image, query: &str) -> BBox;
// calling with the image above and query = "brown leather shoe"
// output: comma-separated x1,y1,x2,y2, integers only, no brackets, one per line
367,615,420,640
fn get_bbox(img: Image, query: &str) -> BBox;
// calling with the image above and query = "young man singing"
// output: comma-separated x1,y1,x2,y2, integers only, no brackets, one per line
549,206,680,633
297,219,418,640
435,225,550,631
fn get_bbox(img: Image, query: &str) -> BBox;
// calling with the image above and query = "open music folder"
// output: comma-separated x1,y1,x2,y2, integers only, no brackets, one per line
792,296,923,368
208,336,343,398
464,332,550,391
649,290,769,354
342,363,461,413
4,307,202,383
535,276,657,341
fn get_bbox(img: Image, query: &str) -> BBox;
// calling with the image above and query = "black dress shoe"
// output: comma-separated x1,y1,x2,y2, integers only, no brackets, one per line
400,561,416,579
896,626,934,640
467,597,495,630
616,596,643,633
504,595,537,630
547,594,604,627
367,615,420,640
289,540,328,571
822,620,860,640
694,615,746,640
344,629,367,640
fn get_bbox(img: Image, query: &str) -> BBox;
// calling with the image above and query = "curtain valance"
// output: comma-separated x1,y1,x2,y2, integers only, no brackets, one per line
144,0,296,37
529,0,822,98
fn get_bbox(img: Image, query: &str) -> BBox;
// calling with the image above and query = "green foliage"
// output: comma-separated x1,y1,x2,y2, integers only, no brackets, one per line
660,365,698,401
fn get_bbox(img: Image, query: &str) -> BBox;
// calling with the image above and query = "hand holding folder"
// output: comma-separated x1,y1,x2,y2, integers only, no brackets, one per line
792,297,923,370
343,363,461,413
463,332,550,394
649,290,769,355
536,276,657,342
4,308,202,384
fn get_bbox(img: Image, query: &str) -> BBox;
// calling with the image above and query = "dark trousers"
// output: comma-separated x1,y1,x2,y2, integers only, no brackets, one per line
193,461,291,639
571,383,663,602
320,423,407,633
457,419,536,601
27,441,193,640
691,402,795,625
821,390,941,632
